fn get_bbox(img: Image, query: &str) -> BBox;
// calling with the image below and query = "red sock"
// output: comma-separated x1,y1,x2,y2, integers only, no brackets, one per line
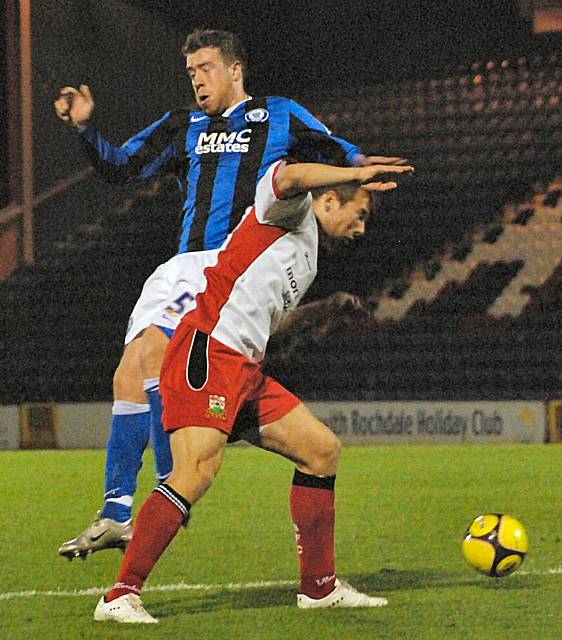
290,470,336,599
106,485,190,601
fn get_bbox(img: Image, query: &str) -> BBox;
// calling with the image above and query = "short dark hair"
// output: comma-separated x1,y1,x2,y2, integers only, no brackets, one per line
311,182,364,205
182,29,248,74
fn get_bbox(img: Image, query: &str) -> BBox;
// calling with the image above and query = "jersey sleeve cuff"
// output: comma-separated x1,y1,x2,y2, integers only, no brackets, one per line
74,121,98,143
271,160,286,200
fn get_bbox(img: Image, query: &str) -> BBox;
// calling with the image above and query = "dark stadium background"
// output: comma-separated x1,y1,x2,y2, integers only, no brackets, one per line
1,0,562,407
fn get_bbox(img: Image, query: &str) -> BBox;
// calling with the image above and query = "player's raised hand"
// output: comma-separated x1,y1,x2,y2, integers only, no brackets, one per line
354,154,411,166
54,84,95,129
328,292,366,314
356,164,414,191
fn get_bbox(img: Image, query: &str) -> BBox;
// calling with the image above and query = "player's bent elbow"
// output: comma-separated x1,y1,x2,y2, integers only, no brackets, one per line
274,164,304,199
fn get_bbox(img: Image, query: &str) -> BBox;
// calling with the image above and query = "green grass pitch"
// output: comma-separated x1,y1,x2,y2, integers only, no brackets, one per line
1,444,561,639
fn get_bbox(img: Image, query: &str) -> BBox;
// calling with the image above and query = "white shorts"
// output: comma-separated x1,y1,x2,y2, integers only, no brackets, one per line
124,249,221,345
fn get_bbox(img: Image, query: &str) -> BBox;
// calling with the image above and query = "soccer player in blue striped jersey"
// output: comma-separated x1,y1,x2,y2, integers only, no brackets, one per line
55,29,404,559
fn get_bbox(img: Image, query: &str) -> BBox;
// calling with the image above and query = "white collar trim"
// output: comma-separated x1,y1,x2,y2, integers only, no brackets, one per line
222,96,252,117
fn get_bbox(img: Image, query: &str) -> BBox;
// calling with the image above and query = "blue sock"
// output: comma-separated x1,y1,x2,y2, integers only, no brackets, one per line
144,378,172,483
101,401,150,522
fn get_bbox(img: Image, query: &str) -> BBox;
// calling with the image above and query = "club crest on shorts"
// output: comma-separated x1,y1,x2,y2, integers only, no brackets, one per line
244,108,269,123
207,394,227,420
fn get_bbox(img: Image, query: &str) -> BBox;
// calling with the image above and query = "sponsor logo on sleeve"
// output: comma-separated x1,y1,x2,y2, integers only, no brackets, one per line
282,265,301,309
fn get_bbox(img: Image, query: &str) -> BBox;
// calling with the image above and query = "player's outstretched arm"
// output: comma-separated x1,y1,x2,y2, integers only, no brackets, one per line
275,162,414,199
287,99,409,167
275,292,366,336
354,154,411,167
54,84,182,184
54,85,95,129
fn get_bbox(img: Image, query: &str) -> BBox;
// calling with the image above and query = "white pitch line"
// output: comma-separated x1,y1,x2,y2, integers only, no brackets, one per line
519,566,562,575
1,567,561,602
0,579,297,602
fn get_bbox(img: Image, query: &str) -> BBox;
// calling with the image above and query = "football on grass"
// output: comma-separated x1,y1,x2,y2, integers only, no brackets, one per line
462,514,528,577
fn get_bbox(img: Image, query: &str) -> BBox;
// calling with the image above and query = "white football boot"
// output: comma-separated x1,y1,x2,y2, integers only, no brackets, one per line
94,594,158,624
297,579,388,609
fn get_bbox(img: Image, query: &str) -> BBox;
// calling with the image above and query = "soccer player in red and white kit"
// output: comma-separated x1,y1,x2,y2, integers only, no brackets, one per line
94,158,413,623
55,30,407,559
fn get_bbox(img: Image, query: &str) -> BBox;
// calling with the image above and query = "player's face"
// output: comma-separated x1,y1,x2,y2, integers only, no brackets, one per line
322,189,371,242
186,47,240,115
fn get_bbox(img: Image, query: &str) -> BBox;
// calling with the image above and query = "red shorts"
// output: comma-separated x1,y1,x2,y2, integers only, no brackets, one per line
160,324,301,435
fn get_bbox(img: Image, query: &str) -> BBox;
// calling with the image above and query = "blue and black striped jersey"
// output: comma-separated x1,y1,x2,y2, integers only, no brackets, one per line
79,96,362,253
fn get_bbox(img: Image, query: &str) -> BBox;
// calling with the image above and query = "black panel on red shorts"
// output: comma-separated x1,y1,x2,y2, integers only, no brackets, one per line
186,330,209,390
